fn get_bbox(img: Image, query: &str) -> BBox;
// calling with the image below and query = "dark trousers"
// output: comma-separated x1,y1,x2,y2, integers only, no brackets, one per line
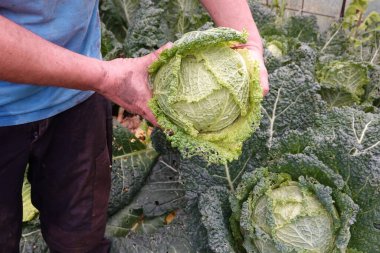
0,94,112,253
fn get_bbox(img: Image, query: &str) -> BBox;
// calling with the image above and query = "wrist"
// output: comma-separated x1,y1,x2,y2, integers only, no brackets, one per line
91,60,110,93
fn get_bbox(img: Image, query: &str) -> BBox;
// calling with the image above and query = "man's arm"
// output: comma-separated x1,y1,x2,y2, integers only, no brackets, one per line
199,0,269,95
0,15,105,90
0,15,169,125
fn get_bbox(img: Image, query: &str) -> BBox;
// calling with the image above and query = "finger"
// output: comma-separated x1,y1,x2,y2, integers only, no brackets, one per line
150,42,173,61
117,107,125,123
261,76,269,96
260,68,269,96
143,109,159,127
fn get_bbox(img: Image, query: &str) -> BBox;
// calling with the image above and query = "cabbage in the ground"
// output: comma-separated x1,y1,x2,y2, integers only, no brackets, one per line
229,168,358,253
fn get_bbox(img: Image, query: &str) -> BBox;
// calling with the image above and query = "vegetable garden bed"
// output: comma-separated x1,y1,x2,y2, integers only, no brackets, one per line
20,0,379,252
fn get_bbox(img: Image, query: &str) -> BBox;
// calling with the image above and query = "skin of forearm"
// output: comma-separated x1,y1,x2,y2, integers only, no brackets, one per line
0,15,105,91
199,0,263,53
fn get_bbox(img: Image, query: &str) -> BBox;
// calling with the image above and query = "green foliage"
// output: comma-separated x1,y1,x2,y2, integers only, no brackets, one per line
342,0,369,37
322,0,380,64
229,167,357,253
22,174,38,222
109,210,195,253
109,148,158,215
316,60,370,107
251,0,320,46
100,0,212,58
21,2,380,252
107,153,190,251
101,22,125,60
193,39,379,252
285,15,320,43
198,106,380,252
112,120,146,156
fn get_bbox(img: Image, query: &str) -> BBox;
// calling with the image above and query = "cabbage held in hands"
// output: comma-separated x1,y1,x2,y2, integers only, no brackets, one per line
149,28,263,164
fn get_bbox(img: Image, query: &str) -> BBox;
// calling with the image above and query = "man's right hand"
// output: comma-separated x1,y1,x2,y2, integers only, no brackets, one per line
96,43,172,127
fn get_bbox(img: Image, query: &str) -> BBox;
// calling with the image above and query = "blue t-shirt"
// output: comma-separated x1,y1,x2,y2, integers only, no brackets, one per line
0,1,101,126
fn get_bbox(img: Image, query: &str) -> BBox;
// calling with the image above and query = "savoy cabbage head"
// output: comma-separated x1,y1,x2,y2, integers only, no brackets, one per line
227,166,358,253
149,27,263,164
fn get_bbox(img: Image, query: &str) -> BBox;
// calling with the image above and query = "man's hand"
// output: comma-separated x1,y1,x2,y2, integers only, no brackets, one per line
96,43,172,126
199,0,269,95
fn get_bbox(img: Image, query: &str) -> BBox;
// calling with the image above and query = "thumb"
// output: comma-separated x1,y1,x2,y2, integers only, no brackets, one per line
145,42,173,63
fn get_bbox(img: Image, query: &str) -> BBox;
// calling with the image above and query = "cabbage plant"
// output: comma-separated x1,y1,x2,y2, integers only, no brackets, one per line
149,27,263,164
199,164,359,253
229,169,355,253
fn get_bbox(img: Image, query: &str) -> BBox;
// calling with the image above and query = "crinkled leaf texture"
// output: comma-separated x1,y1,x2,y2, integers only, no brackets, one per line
195,61,380,252
197,161,358,253
254,63,325,159
256,106,380,253
112,119,146,156
107,153,186,235
316,60,370,107
149,27,263,164
20,230,47,253
312,108,380,252
151,129,255,251
109,120,156,215
109,210,195,253
100,0,212,58
226,165,358,253
108,148,158,215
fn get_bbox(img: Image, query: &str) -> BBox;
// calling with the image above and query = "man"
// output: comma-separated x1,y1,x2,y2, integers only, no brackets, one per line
0,0,268,252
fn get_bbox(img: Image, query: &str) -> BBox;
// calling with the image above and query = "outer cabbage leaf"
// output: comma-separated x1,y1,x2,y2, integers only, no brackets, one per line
316,107,380,158
157,0,212,40
108,148,158,215
152,130,255,252
112,120,146,157
131,154,186,217
149,27,248,72
366,65,380,108
108,153,185,226
107,153,190,251
100,0,139,41
19,230,47,253
316,60,370,107
310,108,380,252
149,27,263,164
125,0,212,57
251,63,325,168
22,175,38,222
109,210,195,253
247,1,276,31
199,186,237,253
284,15,320,44
100,22,125,60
